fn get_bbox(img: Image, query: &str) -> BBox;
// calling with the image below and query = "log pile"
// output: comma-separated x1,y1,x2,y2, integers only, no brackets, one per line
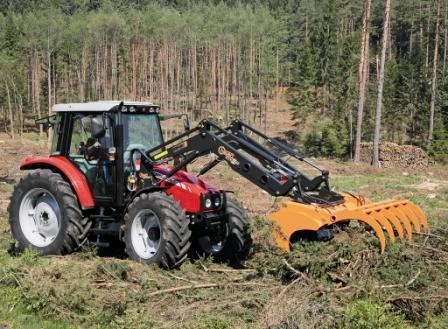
359,142,428,169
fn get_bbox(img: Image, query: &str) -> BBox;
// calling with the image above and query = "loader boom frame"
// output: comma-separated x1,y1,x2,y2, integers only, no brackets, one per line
146,119,343,205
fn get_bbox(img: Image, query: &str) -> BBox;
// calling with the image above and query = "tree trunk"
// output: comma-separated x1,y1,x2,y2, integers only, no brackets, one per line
249,28,253,100
275,47,279,114
425,4,432,79
428,1,441,149
410,18,414,57
354,0,372,162
373,0,392,169
258,40,262,128
10,78,23,136
4,79,14,138
47,35,53,146
305,0,309,42
443,3,447,75
33,48,43,137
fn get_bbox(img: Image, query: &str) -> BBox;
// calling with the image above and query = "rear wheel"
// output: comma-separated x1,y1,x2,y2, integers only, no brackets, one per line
8,169,87,254
124,192,191,269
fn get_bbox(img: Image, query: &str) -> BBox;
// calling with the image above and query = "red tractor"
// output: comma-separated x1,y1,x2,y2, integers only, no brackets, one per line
8,101,251,268
9,101,429,268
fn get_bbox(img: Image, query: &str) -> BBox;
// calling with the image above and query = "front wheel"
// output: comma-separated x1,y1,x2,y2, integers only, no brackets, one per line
212,198,252,265
123,192,192,269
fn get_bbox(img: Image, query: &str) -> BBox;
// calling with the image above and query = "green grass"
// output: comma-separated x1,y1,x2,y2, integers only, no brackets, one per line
0,164,447,328
0,184,13,193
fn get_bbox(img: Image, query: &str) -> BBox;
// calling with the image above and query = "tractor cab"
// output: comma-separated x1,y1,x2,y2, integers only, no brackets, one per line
49,101,165,205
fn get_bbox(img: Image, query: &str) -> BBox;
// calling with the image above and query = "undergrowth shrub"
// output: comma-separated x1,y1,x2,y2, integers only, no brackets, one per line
336,300,406,329
303,125,348,158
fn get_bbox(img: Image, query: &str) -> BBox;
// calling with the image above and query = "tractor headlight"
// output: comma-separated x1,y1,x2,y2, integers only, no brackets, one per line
213,196,221,207
205,198,212,209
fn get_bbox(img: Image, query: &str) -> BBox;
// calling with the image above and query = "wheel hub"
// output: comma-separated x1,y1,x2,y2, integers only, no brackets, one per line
130,209,161,259
147,227,160,241
199,221,229,255
19,189,61,247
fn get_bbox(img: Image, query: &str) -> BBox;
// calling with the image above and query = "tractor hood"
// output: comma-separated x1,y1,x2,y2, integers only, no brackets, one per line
153,164,218,192
153,164,221,213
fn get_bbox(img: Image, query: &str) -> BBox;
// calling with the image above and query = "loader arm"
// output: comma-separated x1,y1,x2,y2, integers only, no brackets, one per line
144,119,429,254
146,119,343,205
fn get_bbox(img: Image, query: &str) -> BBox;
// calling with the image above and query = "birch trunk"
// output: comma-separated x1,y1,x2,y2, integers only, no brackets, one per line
373,0,392,168
5,79,14,138
428,1,441,149
47,35,53,145
354,0,372,162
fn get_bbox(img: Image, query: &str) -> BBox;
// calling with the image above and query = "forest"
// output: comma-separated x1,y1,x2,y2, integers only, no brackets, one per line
1,2,448,328
0,0,447,162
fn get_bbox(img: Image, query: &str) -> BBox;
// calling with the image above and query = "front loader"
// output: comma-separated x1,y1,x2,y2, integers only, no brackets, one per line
146,118,429,254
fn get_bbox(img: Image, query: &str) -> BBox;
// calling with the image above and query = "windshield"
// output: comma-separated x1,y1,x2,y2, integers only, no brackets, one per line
123,114,163,156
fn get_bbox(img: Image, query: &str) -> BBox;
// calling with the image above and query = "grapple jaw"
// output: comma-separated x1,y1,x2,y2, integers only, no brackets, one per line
268,193,429,253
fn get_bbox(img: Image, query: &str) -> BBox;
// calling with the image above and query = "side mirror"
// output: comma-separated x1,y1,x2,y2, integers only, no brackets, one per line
35,115,57,129
183,117,190,132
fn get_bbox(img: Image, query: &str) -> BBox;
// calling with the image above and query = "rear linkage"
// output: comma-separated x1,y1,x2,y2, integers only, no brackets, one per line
145,118,430,253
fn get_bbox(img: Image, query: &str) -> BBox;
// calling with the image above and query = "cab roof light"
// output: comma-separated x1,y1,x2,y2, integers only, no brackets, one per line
120,105,160,114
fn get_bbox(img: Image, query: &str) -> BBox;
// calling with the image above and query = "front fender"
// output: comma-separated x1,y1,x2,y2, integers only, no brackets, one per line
20,156,95,209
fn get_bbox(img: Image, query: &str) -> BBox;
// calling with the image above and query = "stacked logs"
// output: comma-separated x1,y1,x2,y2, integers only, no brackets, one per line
359,142,428,169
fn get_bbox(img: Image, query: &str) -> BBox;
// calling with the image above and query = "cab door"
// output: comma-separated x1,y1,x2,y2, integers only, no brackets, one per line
67,113,115,204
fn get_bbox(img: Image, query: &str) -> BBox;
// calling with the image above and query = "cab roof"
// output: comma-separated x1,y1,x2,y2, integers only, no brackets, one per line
52,101,159,112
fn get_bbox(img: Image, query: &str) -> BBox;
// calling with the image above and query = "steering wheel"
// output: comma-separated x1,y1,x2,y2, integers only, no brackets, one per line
125,143,147,159
124,144,147,170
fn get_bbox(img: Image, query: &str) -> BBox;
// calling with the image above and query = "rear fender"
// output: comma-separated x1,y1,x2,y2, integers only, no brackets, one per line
20,156,95,209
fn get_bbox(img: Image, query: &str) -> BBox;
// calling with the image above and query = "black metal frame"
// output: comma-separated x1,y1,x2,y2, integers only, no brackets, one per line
146,119,344,205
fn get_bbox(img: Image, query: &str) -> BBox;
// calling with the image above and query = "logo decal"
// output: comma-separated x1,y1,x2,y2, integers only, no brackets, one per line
218,146,240,166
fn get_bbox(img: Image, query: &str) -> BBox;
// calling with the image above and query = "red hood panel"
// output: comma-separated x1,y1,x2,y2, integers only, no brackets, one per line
153,164,220,213
153,164,218,192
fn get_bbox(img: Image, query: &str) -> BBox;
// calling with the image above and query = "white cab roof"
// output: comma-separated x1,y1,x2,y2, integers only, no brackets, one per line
52,101,157,112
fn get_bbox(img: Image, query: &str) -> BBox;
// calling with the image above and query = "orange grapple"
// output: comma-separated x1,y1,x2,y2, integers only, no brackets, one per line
269,193,429,253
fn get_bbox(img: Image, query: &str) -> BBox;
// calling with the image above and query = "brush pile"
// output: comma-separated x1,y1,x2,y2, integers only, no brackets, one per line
359,142,428,169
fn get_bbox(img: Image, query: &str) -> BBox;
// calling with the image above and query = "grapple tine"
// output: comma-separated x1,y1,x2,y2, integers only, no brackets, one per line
381,207,413,240
403,201,429,232
373,209,404,240
333,209,386,253
390,205,420,234
365,210,396,243
394,203,422,234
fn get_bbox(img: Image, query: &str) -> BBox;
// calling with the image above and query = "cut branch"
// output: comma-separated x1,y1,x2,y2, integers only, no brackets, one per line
148,282,265,297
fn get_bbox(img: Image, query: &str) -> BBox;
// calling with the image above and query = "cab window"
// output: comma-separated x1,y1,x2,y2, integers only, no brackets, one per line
122,114,163,165
68,113,113,197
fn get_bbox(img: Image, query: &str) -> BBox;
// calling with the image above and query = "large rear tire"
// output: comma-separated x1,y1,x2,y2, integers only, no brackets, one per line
213,198,252,265
8,169,87,255
123,192,191,269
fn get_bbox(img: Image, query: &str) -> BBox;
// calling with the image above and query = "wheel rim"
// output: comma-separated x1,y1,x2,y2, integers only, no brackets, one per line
210,223,229,255
210,241,224,254
19,188,61,247
131,209,161,259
